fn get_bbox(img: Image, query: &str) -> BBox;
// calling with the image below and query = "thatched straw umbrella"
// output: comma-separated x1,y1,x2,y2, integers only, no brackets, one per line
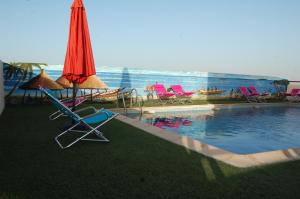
56,75,73,98
77,75,108,101
20,69,63,102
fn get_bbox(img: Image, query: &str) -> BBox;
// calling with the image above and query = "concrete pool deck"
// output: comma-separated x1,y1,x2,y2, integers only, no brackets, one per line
113,103,300,168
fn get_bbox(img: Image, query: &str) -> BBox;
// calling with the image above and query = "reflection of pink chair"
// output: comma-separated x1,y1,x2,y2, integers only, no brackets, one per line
170,85,194,103
154,118,180,129
153,84,175,104
239,87,258,102
153,118,192,129
182,119,192,126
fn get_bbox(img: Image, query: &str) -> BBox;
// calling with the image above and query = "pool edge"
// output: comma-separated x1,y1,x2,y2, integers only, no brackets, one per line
114,103,300,168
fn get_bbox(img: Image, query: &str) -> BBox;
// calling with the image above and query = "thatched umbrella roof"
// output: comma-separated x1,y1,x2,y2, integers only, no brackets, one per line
20,69,63,90
78,75,108,89
56,75,73,88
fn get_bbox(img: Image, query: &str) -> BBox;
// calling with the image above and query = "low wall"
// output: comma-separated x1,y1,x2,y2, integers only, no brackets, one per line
0,60,4,114
4,65,284,99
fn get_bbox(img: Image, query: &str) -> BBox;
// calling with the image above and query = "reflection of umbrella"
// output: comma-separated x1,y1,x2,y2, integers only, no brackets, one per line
63,0,96,108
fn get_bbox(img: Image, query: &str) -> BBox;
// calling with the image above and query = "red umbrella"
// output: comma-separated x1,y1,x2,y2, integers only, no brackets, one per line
63,0,96,107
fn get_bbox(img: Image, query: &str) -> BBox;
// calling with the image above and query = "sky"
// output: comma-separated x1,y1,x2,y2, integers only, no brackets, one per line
0,0,300,80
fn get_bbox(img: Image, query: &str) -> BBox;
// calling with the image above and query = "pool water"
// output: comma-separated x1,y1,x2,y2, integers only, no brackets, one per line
135,106,300,154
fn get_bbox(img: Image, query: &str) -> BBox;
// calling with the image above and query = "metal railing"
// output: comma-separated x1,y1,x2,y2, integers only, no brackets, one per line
117,88,144,114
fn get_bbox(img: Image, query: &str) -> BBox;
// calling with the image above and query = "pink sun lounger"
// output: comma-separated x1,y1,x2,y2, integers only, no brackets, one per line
153,84,175,104
170,85,194,97
170,85,194,103
248,86,269,96
284,88,300,96
239,87,259,102
284,88,300,102
248,86,269,102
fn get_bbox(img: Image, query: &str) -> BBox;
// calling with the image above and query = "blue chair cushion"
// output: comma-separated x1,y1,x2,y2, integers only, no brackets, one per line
82,109,115,124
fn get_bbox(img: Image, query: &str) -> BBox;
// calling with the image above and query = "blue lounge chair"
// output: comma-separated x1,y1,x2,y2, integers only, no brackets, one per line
40,87,119,149
48,91,87,120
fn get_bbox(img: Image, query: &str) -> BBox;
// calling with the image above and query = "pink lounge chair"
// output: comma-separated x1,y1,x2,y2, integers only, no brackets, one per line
239,87,258,102
170,85,194,103
284,88,300,102
248,86,269,102
248,86,269,96
284,88,300,96
170,85,194,96
153,84,175,104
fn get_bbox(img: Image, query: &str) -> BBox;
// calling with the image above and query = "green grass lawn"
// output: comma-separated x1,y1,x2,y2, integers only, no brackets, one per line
1,104,300,199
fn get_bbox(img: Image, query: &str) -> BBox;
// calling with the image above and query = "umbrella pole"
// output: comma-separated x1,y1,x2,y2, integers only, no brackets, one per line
72,83,77,111
90,89,93,101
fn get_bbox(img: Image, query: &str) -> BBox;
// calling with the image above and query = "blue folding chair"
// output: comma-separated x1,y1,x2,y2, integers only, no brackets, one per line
40,87,119,149
46,89,87,120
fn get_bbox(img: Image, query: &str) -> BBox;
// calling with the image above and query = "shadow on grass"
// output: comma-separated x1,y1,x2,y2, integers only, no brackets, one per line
0,105,300,199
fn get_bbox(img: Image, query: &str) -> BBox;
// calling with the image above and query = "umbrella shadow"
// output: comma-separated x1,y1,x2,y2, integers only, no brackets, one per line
119,67,132,89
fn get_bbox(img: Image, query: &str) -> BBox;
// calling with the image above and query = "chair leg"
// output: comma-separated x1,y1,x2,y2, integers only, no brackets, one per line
82,129,109,142
78,115,118,143
158,99,167,105
55,122,81,149
246,96,257,103
55,113,119,149
49,110,64,120
256,97,262,103
55,125,107,149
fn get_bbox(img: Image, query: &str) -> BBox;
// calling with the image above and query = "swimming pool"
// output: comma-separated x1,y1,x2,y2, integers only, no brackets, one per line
131,106,300,154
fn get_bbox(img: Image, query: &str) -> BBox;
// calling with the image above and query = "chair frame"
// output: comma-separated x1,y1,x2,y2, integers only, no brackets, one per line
40,87,118,149
49,96,87,120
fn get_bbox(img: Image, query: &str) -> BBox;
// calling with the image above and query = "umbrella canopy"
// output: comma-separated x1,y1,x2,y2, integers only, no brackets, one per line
56,76,73,88
63,0,96,84
20,69,63,90
78,75,108,89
